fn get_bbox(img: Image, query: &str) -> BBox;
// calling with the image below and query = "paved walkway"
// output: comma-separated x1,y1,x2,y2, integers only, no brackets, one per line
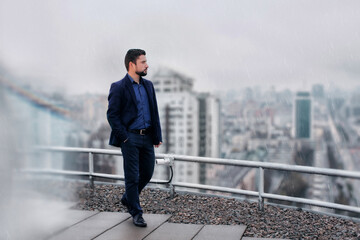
5,188,289,240
47,210,248,240
9,207,287,240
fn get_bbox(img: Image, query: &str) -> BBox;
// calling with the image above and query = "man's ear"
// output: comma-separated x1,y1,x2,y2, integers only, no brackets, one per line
129,61,135,71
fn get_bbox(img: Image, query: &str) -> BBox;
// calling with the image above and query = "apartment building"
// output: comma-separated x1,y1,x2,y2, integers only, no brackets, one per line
151,68,220,185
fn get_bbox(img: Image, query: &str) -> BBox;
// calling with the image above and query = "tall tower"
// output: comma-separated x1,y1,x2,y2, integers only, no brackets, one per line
311,84,324,100
293,91,312,139
197,93,220,185
151,68,199,184
151,67,220,186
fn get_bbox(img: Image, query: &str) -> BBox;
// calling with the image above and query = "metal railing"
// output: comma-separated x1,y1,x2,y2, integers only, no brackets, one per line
25,146,360,215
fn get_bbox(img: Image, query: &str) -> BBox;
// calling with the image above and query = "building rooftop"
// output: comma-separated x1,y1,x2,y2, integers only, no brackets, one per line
14,178,359,239
296,91,311,97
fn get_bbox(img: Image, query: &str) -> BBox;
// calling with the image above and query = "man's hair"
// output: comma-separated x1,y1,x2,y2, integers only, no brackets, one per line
125,49,146,71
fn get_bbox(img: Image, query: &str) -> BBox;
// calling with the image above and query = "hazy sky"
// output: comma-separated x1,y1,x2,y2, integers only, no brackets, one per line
1,0,360,94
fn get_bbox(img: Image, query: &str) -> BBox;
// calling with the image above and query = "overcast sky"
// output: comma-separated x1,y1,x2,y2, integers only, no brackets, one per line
1,0,360,94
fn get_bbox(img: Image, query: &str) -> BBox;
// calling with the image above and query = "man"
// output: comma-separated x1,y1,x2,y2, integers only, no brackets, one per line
107,49,162,227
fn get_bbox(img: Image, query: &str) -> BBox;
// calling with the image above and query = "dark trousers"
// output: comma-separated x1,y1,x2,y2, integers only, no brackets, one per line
120,132,155,217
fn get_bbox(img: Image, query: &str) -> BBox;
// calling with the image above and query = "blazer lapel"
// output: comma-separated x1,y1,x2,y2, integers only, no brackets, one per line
124,74,137,106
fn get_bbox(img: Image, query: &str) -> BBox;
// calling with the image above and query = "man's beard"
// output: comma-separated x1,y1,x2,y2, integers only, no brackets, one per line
136,70,147,77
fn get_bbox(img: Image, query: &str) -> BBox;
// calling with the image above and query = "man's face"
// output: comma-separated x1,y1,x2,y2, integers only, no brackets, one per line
134,55,148,77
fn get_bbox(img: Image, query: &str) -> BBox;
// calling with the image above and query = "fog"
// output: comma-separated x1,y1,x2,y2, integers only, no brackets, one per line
0,84,14,238
0,78,76,239
1,1,360,236
1,0,360,94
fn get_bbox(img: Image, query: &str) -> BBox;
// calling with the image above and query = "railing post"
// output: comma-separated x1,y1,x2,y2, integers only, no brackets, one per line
166,155,175,198
89,152,94,189
170,184,175,198
258,167,264,211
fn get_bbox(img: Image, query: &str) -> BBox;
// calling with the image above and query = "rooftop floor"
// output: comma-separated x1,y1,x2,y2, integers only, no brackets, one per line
3,178,359,239
6,206,285,240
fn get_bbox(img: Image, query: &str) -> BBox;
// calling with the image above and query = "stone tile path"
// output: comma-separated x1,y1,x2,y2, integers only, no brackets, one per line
43,209,287,240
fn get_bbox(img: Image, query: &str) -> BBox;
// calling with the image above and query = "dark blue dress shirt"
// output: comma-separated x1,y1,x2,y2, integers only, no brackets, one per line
128,74,152,130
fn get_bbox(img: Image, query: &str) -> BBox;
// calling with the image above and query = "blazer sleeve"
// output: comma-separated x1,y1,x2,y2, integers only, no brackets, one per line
107,83,128,143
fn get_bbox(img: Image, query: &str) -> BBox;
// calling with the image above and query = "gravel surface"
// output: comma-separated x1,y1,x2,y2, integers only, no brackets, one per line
69,183,360,240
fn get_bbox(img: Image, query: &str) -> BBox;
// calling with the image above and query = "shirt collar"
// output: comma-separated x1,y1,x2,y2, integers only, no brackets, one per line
127,73,143,84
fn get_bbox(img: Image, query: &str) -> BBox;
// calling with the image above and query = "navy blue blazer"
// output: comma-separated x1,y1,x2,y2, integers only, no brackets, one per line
107,74,162,147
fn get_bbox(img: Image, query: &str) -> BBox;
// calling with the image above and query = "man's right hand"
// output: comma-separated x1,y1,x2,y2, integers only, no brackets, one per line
154,142,162,148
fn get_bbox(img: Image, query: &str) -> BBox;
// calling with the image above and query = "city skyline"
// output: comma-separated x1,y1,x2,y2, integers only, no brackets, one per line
2,64,359,215
3,64,360,100
1,0,360,94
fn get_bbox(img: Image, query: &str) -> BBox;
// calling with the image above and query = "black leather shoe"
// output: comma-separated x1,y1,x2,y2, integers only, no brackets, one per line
121,198,131,212
133,214,147,227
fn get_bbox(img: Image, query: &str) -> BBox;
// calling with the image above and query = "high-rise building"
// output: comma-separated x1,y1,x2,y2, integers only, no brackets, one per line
293,91,312,139
157,92,199,156
198,93,220,185
152,68,199,184
151,68,220,185
349,93,360,118
312,84,325,99
152,68,193,93
198,93,221,158
0,76,79,169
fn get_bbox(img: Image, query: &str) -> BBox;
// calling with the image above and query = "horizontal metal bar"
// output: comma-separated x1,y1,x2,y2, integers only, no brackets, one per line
92,172,123,180
262,193,360,214
35,146,360,179
172,155,360,179
173,182,360,214
35,146,165,159
173,182,259,197
20,169,171,185
21,168,89,176
92,172,169,184
35,146,124,155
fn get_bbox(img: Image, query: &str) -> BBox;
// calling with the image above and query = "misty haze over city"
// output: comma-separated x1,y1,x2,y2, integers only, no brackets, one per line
1,1,360,239
1,0,360,94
